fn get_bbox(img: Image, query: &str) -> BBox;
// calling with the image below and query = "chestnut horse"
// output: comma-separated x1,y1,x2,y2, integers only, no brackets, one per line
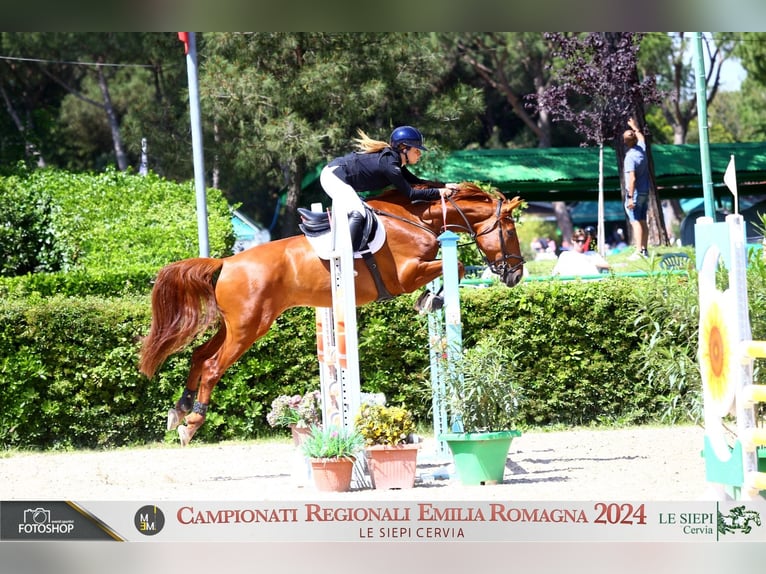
139,182,524,445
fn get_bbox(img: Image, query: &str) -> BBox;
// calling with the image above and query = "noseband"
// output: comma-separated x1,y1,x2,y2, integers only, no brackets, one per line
444,197,525,276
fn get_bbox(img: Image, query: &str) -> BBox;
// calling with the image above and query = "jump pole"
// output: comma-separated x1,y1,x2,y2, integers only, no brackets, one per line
312,202,361,433
427,231,462,459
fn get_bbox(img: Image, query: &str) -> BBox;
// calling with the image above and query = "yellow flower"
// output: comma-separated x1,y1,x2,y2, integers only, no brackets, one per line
699,289,737,416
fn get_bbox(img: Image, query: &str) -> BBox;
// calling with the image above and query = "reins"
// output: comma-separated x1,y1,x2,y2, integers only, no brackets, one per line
372,193,525,274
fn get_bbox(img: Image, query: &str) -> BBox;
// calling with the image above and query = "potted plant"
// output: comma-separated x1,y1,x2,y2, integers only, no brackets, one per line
301,425,364,492
355,403,420,489
438,334,523,485
266,390,322,446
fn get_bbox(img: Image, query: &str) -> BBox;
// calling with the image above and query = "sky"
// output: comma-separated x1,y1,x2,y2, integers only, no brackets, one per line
719,57,747,91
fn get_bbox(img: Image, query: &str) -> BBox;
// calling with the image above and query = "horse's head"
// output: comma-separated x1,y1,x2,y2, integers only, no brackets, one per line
450,183,525,287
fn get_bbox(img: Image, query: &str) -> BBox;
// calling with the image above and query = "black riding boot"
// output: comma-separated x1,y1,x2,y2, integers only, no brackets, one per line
348,210,366,251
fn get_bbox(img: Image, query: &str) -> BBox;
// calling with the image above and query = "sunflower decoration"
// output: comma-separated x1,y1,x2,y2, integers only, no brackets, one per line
698,287,739,418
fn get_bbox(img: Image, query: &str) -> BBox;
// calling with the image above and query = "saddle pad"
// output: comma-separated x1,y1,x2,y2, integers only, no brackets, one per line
304,213,387,260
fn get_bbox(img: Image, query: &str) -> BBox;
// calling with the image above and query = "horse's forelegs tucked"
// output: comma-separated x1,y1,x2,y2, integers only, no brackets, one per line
401,259,449,291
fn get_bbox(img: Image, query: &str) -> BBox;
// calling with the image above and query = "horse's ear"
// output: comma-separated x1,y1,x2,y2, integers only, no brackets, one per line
507,196,524,213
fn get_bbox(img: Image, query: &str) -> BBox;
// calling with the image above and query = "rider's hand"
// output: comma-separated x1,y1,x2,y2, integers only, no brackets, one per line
440,183,459,197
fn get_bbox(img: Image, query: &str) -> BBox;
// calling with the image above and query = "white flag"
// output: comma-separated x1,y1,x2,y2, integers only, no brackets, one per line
723,154,738,201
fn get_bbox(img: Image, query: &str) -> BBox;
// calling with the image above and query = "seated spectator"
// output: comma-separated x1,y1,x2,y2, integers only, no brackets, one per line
608,227,628,254
552,228,611,277
531,236,557,260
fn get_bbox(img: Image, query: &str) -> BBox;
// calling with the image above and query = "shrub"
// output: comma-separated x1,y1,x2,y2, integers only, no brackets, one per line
355,404,416,446
0,167,234,278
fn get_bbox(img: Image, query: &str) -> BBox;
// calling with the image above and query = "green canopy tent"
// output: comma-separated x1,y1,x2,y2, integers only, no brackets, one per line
302,142,766,204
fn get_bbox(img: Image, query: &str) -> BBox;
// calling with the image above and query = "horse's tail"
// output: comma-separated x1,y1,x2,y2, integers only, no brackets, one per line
139,257,224,379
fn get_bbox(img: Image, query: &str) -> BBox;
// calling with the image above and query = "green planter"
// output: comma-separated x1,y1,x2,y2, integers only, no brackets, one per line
439,430,521,485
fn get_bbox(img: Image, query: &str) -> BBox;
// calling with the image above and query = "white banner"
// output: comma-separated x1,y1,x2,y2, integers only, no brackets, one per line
3,500,765,543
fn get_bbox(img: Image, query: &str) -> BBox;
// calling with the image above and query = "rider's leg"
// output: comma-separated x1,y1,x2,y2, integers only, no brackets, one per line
320,166,367,249
348,210,366,251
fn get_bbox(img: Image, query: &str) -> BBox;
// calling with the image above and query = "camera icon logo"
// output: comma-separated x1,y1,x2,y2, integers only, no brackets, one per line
23,508,51,524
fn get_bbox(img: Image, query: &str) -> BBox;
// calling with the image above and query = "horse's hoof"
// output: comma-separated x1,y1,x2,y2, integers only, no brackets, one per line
178,425,192,447
414,290,443,314
167,408,182,430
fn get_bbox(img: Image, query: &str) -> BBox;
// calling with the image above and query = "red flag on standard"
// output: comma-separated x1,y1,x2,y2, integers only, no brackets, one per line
723,154,738,213
178,32,189,55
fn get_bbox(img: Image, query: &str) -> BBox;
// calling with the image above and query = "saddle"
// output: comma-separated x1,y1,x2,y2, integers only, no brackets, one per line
298,205,392,301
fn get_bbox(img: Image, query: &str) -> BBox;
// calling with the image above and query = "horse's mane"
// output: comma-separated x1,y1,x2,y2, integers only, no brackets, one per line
370,181,507,208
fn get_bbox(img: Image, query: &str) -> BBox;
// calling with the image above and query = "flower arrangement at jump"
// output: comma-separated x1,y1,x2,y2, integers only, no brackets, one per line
355,403,416,446
266,390,322,429
267,390,322,449
355,403,420,490
301,425,364,460
301,425,365,492
438,333,523,485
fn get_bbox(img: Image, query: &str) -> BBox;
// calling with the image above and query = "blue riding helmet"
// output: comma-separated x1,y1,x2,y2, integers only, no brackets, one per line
390,125,428,151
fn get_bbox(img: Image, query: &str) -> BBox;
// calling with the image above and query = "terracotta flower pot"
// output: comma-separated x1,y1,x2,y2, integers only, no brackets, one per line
310,457,355,492
366,443,420,490
289,424,312,447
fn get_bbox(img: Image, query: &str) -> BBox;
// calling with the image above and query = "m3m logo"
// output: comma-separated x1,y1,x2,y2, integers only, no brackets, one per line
717,505,762,535
134,505,165,536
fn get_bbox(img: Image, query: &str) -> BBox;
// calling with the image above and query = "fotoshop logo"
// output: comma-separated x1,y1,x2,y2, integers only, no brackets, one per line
134,505,165,536
18,506,74,535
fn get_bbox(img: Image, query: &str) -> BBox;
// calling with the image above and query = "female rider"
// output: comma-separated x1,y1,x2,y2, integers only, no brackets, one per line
320,125,457,250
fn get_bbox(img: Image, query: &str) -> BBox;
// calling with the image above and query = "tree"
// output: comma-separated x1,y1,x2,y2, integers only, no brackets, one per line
533,32,666,249
639,32,737,145
199,32,483,238
0,33,188,176
445,32,575,241
734,32,766,86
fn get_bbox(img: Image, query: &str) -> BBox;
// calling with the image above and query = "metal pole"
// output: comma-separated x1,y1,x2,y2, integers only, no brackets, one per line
693,32,716,220
184,32,210,257
438,231,463,432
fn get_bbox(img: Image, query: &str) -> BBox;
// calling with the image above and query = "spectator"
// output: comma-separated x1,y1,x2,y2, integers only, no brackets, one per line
623,117,650,260
552,228,611,277
531,236,557,260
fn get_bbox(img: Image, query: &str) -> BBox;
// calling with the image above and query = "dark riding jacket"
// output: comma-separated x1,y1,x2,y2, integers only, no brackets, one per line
327,148,442,201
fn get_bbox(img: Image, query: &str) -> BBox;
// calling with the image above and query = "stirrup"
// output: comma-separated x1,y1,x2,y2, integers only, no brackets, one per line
414,290,444,314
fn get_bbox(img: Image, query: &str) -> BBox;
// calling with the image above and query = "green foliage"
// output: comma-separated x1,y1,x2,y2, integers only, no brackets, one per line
442,334,523,432
301,426,364,460
0,167,234,279
0,177,64,276
0,264,738,450
0,268,157,299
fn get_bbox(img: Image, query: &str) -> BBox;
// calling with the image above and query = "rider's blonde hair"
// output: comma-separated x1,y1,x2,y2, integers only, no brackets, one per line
353,129,391,153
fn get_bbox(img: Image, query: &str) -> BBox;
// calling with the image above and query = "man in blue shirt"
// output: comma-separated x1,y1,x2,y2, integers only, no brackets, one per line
623,117,650,259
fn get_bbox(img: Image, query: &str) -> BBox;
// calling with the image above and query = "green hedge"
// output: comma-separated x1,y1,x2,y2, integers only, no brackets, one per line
3,266,740,450
0,167,235,278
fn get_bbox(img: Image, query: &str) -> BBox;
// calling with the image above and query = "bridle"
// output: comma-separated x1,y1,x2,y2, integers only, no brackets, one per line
440,195,525,277
372,195,525,277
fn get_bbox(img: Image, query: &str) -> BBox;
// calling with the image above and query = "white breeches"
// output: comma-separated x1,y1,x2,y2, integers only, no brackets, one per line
320,165,366,216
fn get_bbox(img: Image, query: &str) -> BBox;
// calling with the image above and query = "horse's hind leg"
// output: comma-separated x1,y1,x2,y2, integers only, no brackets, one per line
178,318,272,446
168,328,226,433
